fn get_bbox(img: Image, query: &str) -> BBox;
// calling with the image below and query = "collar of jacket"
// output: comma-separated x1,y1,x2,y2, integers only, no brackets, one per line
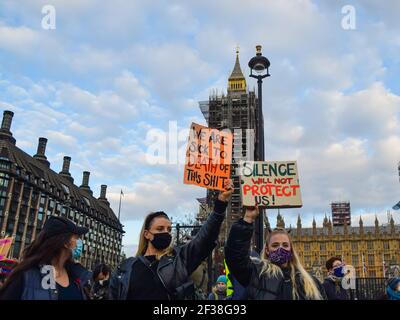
119,251,176,273
325,274,342,283
67,262,88,282
38,263,89,288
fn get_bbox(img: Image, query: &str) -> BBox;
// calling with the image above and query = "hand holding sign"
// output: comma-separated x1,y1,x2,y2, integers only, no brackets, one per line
244,205,259,224
0,236,13,261
218,179,234,202
240,161,302,208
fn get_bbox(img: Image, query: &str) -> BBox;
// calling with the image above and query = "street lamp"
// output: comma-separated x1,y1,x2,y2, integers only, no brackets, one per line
248,45,270,254
392,161,400,210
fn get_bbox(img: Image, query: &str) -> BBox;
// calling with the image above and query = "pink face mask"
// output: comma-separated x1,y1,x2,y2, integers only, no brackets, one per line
268,247,292,265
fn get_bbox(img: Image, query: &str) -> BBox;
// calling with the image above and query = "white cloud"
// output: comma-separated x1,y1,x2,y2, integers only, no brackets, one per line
4,85,30,99
129,43,216,100
0,25,40,54
45,130,77,150
1,0,400,247
265,79,400,220
56,84,136,120
68,46,122,73
66,121,102,139
113,70,149,101
105,168,202,222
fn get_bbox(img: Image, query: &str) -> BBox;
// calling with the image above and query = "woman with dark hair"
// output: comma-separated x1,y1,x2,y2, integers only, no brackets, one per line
110,180,234,300
0,216,89,300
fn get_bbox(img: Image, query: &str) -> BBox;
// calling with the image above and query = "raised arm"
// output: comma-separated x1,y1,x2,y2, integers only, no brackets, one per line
224,206,259,288
180,180,234,275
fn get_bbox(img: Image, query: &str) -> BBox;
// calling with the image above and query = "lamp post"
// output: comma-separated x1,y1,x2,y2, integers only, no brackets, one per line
392,161,400,210
248,45,270,254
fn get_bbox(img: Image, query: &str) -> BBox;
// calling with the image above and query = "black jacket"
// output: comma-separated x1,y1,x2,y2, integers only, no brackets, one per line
87,280,110,300
322,278,350,300
110,199,228,300
225,219,327,300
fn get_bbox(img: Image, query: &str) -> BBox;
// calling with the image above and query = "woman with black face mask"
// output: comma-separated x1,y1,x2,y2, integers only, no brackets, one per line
110,180,234,300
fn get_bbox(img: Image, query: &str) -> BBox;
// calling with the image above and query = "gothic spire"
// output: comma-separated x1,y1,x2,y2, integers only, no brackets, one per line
228,46,247,92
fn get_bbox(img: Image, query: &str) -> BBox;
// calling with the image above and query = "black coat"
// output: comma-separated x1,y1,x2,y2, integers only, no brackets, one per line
322,278,350,300
87,280,110,300
109,199,227,300
225,219,327,300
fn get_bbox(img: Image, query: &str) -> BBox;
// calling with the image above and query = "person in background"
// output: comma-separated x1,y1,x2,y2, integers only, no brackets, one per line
208,275,227,300
385,277,400,300
87,263,111,300
322,257,349,300
226,249,260,300
0,216,89,300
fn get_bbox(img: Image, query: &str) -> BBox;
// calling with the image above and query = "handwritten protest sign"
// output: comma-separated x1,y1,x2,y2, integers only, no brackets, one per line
184,123,232,191
239,161,302,208
0,237,13,261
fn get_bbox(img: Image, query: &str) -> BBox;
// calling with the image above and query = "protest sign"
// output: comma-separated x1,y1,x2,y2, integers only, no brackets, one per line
184,123,232,191
239,160,302,208
0,237,13,261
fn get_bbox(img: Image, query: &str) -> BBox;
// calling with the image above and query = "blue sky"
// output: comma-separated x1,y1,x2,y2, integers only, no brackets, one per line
1,0,400,256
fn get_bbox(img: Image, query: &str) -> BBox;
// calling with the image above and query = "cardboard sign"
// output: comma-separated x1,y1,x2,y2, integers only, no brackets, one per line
0,237,13,261
184,123,232,191
239,161,302,208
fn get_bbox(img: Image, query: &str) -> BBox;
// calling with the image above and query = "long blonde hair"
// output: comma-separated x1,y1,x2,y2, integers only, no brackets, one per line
135,211,173,260
259,228,323,300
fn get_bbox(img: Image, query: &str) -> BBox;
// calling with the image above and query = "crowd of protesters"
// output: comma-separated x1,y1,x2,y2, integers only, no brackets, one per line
0,180,399,300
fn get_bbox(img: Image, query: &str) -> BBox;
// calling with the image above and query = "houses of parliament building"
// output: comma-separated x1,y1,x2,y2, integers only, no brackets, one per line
275,212,400,280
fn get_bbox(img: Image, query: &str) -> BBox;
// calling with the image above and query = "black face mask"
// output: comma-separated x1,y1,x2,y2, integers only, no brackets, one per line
150,232,172,250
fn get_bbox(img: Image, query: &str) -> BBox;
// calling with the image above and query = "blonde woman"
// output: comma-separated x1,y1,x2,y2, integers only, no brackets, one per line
225,206,327,300
110,180,233,300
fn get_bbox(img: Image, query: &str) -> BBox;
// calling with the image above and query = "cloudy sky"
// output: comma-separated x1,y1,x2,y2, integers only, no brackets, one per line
1,0,399,256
